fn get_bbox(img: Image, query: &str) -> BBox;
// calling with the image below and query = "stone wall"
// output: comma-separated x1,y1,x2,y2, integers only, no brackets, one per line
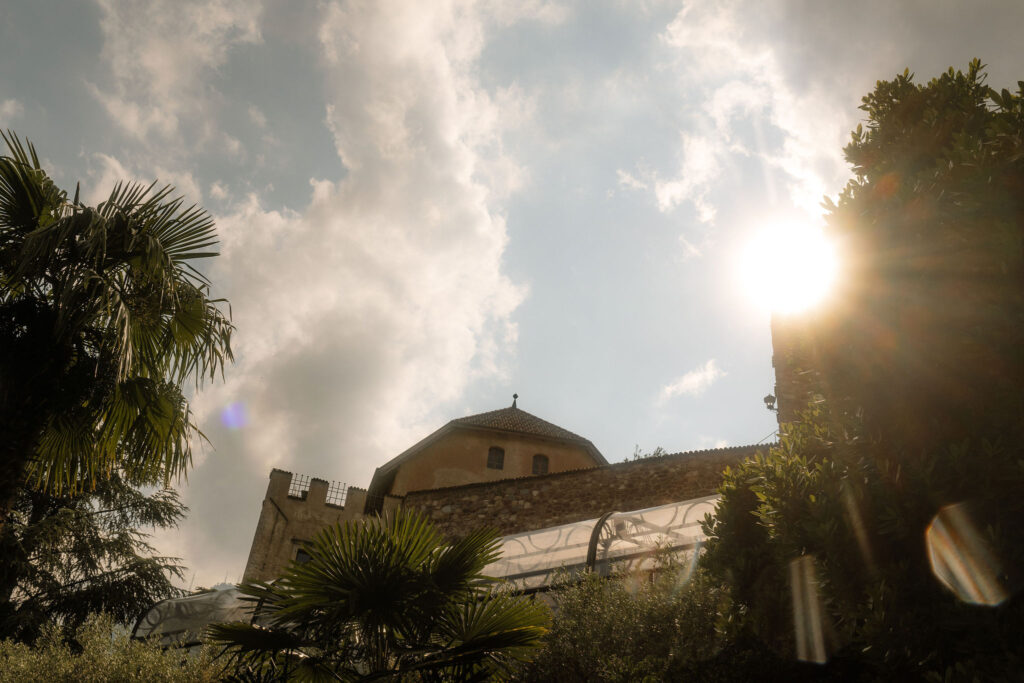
242,469,368,583
403,445,765,538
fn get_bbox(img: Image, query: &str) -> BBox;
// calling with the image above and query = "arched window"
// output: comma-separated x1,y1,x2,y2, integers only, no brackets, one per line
487,446,505,470
532,454,549,475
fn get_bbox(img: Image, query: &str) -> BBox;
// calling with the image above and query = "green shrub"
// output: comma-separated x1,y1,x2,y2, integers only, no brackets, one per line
514,564,721,683
0,614,220,683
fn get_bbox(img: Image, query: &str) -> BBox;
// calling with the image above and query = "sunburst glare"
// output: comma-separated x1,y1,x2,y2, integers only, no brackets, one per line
739,221,839,314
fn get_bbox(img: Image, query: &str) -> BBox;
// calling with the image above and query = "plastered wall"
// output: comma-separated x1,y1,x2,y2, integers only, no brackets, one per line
389,429,598,495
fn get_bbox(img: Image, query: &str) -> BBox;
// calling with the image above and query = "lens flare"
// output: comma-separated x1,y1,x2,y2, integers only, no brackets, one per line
790,555,829,664
220,402,248,430
926,502,1010,606
841,485,875,573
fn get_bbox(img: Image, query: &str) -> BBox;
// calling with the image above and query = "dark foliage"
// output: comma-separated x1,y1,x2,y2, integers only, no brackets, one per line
513,565,719,682
703,61,1024,680
0,131,233,515
0,473,186,643
210,509,550,681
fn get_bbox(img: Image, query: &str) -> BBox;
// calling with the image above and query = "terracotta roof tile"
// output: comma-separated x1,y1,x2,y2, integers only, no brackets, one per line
450,406,593,445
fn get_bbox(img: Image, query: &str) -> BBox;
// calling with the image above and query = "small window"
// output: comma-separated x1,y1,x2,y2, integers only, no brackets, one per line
487,446,505,470
295,548,312,564
532,454,549,475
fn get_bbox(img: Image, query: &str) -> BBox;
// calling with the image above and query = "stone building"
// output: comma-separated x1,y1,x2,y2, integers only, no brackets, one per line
241,398,763,583
243,399,606,582
364,398,607,512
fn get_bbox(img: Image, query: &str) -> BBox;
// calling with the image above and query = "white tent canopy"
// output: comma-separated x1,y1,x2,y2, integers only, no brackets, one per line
133,585,253,647
484,494,718,592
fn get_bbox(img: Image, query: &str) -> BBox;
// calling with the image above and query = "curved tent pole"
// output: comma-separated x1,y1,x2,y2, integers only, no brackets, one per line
585,511,617,571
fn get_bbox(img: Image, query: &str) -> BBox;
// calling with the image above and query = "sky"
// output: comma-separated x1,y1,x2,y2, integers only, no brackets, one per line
2,0,1022,588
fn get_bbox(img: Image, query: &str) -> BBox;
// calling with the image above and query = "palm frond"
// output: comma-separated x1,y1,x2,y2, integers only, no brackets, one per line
212,510,549,680
0,131,236,507
430,526,503,594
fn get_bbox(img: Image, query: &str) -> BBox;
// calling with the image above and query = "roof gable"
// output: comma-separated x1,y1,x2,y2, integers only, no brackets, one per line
365,405,606,511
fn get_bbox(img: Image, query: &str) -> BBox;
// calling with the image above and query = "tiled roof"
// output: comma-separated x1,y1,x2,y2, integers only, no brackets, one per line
365,404,607,511
450,406,593,445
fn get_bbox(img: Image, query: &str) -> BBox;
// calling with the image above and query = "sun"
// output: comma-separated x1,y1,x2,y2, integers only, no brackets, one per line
738,221,839,314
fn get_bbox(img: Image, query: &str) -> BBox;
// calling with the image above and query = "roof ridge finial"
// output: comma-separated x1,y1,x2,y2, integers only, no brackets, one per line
512,393,518,409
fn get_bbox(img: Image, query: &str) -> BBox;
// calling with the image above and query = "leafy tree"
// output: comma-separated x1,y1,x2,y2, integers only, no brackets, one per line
0,131,233,511
0,472,187,643
630,445,666,461
703,61,1024,679
811,59,1024,454
0,613,219,683
514,563,720,683
210,509,550,681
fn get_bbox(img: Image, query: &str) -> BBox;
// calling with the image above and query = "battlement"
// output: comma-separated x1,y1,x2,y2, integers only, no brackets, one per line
267,468,363,509
243,470,371,582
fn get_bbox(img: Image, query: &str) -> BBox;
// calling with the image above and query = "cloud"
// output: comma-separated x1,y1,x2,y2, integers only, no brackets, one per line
90,0,263,141
84,152,203,205
248,105,268,129
678,235,703,260
616,131,721,223
658,359,725,403
0,99,23,120
209,181,229,201
148,1,528,584
652,133,721,221
481,0,570,27
614,1,853,227
616,169,648,192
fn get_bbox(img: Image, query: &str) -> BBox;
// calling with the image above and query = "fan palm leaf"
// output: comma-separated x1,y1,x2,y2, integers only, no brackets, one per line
0,131,233,507
210,510,549,681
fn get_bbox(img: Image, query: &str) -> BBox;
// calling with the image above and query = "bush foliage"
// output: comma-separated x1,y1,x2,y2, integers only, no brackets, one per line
0,474,186,643
0,614,219,683
514,565,720,683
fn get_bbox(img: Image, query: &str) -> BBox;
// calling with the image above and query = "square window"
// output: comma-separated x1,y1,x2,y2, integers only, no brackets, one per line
487,447,505,469
532,454,549,475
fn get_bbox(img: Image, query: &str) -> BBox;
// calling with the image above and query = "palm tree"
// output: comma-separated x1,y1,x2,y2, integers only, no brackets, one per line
209,510,550,681
0,131,233,513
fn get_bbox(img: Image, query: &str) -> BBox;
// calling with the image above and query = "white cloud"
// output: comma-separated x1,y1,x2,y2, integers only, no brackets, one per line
653,133,721,221
678,235,703,260
91,0,263,141
658,359,724,403
616,169,648,191
157,0,528,584
84,152,202,205
209,181,229,200
697,435,729,449
617,1,853,226
248,105,267,129
84,153,132,205
0,98,23,120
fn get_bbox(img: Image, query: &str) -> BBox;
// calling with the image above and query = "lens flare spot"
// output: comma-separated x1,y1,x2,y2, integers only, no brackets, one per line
220,402,248,430
790,555,829,664
926,502,1010,606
